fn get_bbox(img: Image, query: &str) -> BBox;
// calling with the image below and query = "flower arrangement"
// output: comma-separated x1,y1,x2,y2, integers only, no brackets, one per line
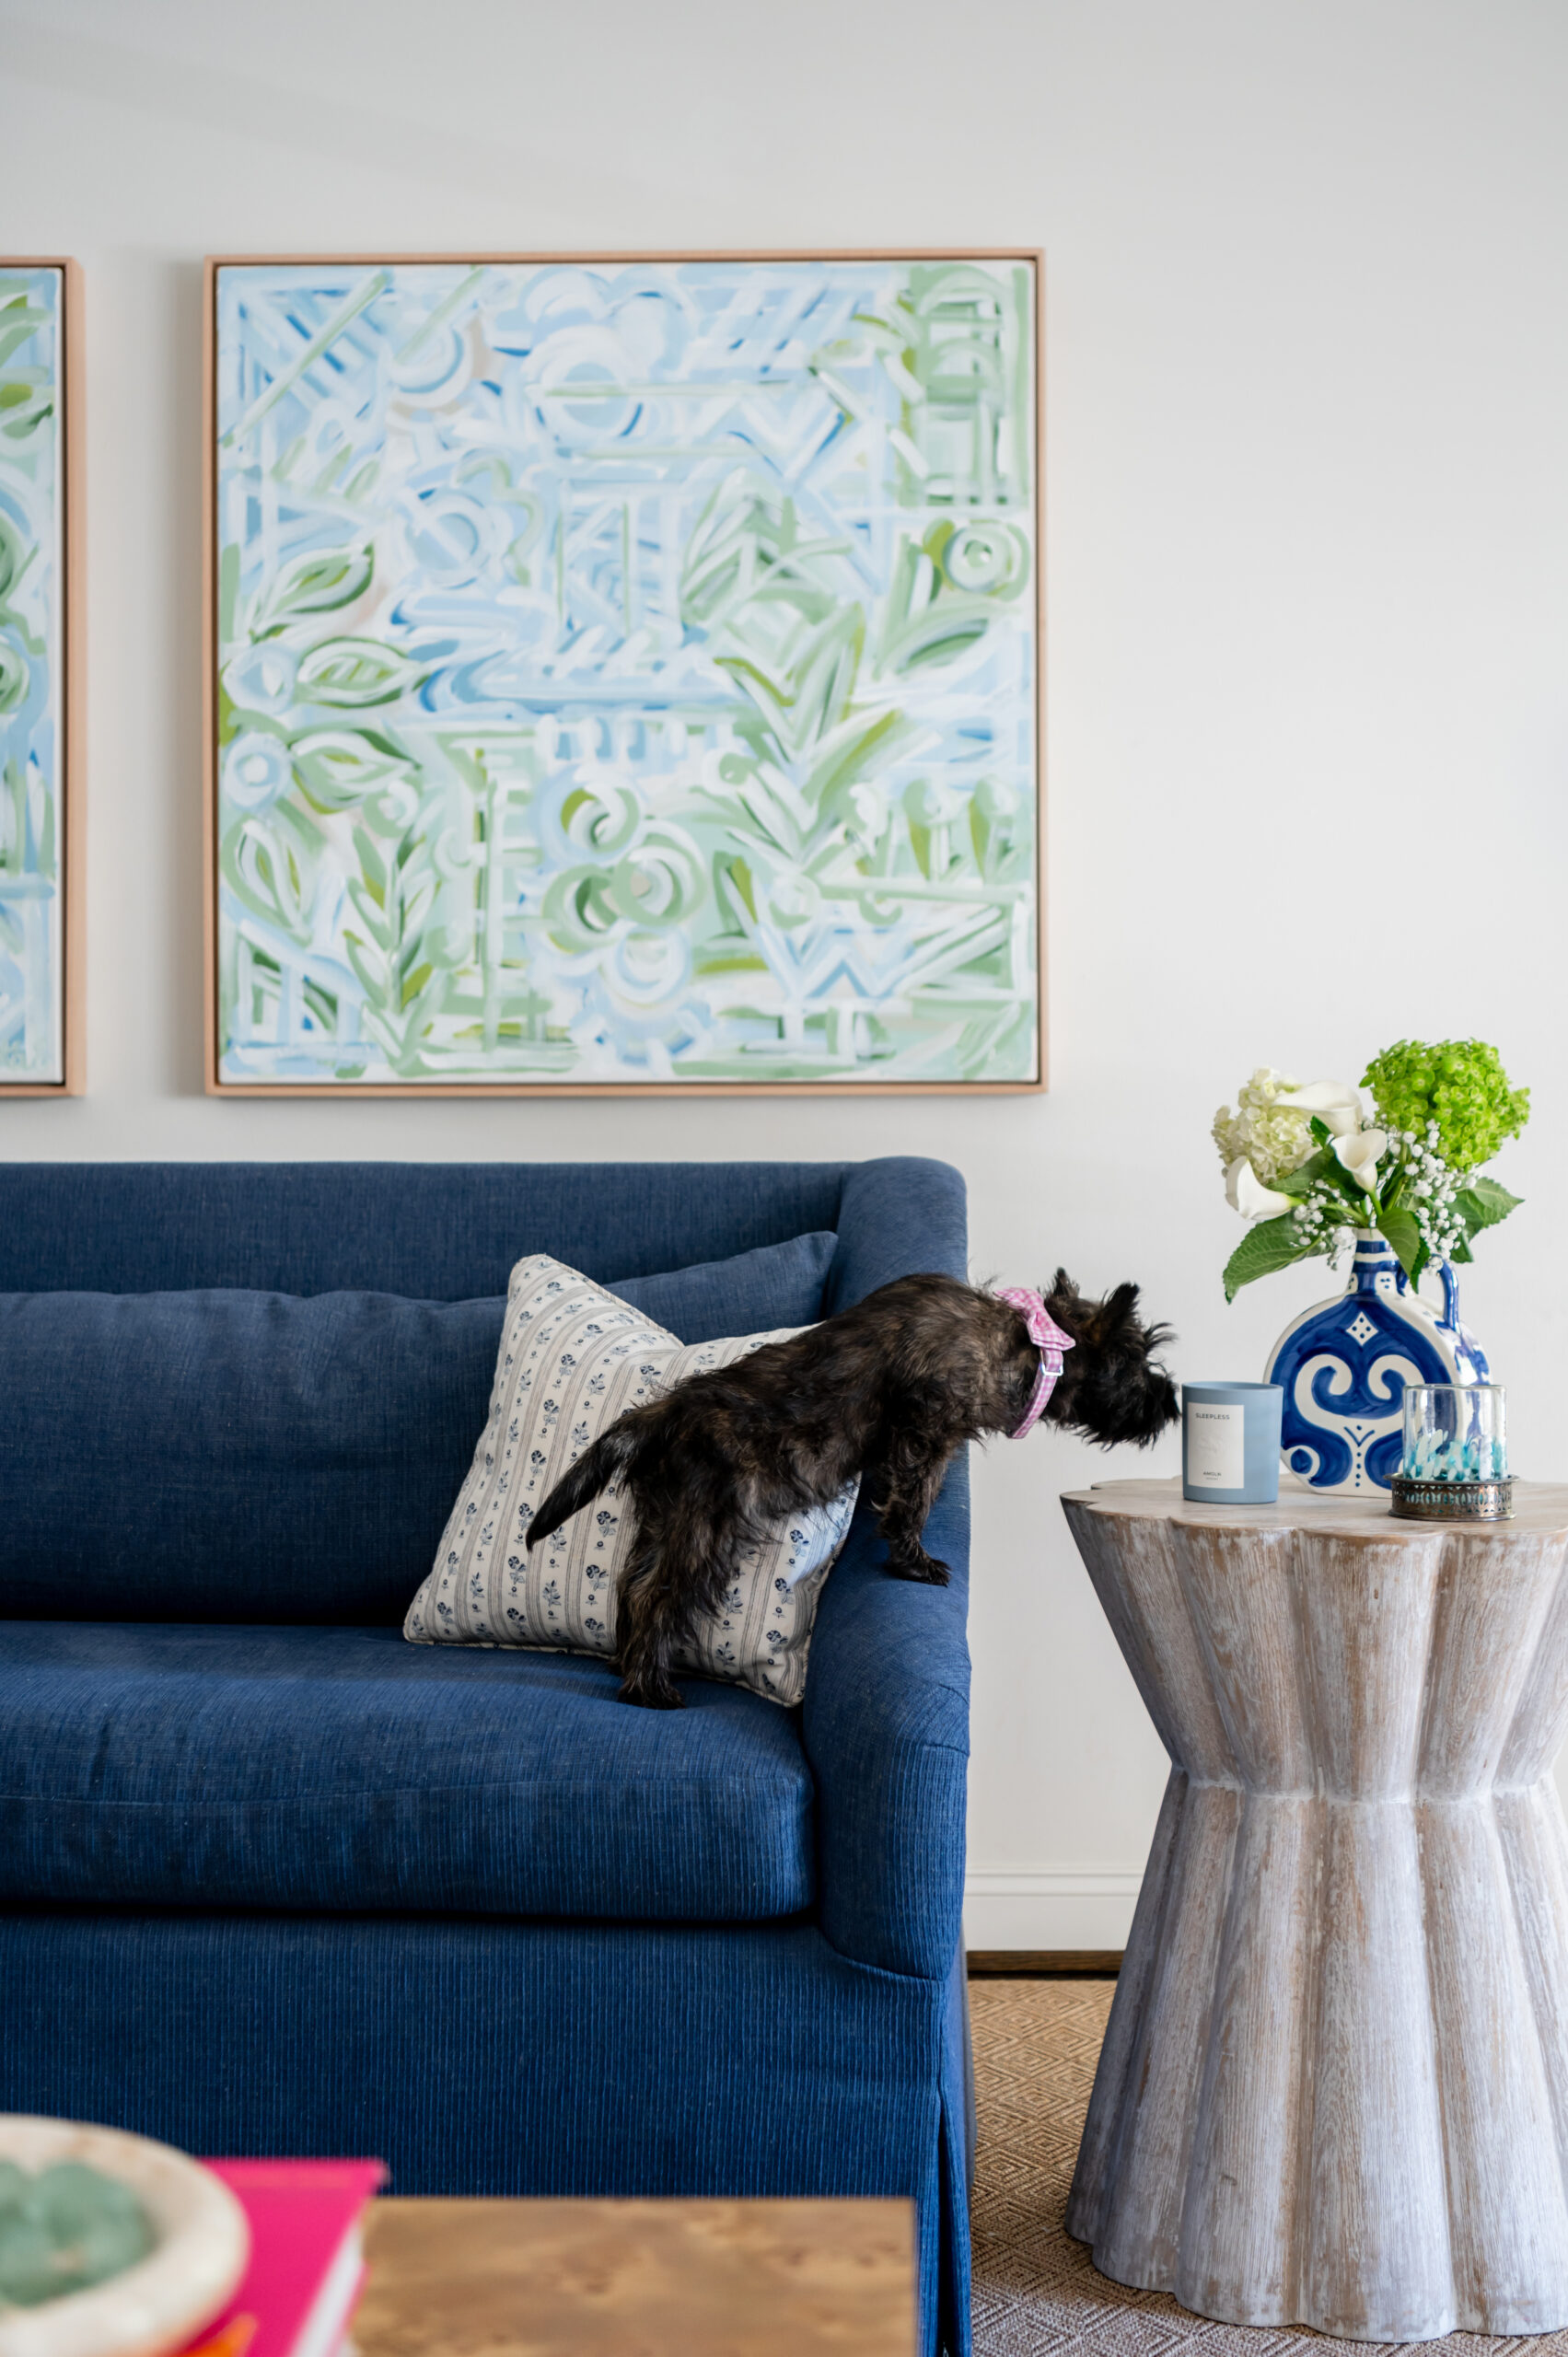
1214,1039,1527,1302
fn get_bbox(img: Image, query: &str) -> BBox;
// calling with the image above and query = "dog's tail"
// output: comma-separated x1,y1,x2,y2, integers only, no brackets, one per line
524,1419,646,1550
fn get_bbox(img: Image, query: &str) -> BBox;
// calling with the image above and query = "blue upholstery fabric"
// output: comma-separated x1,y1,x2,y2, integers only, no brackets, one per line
0,1625,814,1919
0,1156,945,1310
0,1164,852,1297
0,1232,836,1622
803,1462,971,1980
940,1938,975,2335
823,1156,974,1318
0,1288,499,1623
617,1229,836,1341
0,1913,970,2357
807,1155,973,1979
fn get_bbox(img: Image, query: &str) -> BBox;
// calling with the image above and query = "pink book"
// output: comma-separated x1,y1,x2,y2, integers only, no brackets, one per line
177,2160,387,2357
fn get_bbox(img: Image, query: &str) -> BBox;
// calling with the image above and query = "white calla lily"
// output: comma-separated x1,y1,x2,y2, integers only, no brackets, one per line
1333,1128,1388,1194
1283,1078,1365,1137
1225,1157,1295,1222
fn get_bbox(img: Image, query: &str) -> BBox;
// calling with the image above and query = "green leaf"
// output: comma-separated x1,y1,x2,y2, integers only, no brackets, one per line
2,398,52,442
291,729,410,811
219,813,316,944
889,612,991,671
808,707,912,811
0,638,28,714
296,636,423,709
1456,1178,1522,1233
353,825,388,911
345,882,394,950
0,512,24,606
342,930,389,998
1283,1140,1371,1215
1378,1205,1423,1283
1450,1235,1475,1263
0,302,51,372
0,382,51,441
1222,1215,1316,1303
252,543,373,634
715,855,756,924
1271,1148,1333,1200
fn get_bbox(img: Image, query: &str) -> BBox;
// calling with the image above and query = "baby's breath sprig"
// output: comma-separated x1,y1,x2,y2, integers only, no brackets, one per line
1382,1125,1468,1266
1288,1178,1360,1268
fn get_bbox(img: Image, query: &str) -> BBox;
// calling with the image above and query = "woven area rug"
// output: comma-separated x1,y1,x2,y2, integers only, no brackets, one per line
968,1977,1567,2357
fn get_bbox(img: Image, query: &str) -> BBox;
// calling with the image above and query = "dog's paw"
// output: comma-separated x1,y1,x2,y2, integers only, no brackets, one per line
889,1550,951,1586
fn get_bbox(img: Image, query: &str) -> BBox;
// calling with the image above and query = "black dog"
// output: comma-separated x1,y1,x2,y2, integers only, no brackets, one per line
527,1270,1177,1709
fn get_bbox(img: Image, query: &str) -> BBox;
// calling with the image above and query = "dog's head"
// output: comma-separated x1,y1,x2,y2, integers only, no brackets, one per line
1023,1270,1178,1448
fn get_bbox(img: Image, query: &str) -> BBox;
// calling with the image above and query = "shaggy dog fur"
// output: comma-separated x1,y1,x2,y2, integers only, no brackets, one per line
527,1270,1178,1709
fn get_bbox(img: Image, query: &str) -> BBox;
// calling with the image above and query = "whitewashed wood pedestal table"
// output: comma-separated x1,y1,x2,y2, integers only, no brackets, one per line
1061,1477,1568,2342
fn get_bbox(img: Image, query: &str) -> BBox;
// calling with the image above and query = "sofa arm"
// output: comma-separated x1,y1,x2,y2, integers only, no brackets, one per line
803,1152,971,1980
801,1446,971,1981
823,1155,970,1318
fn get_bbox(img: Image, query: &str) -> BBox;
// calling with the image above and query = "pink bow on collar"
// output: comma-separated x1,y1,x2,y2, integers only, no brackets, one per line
997,1286,1075,1439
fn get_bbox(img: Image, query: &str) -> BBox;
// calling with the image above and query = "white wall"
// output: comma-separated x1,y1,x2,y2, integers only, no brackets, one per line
5,0,1566,1950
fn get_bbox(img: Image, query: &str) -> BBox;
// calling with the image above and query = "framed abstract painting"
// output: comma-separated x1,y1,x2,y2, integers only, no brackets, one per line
0,258,83,1095
204,251,1041,1096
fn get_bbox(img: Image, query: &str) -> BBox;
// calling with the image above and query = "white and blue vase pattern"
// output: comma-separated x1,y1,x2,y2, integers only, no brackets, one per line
1263,1233,1490,1494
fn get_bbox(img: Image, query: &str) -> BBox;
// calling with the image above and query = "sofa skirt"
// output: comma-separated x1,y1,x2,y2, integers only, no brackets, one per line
0,1910,972,2356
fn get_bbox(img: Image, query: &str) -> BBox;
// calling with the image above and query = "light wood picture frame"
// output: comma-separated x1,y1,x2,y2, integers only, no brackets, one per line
1,257,84,1096
204,252,1043,1097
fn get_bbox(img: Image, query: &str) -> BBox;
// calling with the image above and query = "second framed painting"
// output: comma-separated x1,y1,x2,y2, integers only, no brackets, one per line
203,251,1042,1096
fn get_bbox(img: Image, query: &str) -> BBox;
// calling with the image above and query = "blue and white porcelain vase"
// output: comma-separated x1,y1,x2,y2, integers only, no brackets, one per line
1263,1232,1490,1495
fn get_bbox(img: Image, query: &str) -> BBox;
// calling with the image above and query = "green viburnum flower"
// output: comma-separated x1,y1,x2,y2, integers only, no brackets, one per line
1362,1039,1528,1172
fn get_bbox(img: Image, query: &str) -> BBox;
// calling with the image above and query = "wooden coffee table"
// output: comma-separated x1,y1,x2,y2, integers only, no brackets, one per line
1062,1478,1568,2342
354,2197,916,2355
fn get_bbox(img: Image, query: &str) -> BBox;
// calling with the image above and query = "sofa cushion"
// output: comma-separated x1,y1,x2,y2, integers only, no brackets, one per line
615,1231,836,1342
0,1622,815,1920
0,1232,837,1624
0,1162,854,1296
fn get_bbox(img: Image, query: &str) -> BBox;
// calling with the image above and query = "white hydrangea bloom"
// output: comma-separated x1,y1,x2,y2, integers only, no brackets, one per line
1211,1068,1317,1187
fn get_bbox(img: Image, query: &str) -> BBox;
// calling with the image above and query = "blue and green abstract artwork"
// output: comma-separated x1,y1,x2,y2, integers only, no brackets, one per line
0,265,64,1084
214,258,1039,1087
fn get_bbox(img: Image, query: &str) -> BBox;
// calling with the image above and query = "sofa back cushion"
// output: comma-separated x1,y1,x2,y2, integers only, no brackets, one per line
0,1233,836,1623
0,1164,852,1296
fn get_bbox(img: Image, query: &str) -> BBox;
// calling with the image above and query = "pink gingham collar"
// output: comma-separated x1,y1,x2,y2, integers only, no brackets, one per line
997,1286,1075,1439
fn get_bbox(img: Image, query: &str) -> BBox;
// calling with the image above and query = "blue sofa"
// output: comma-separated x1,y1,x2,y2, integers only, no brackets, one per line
0,1156,974,2356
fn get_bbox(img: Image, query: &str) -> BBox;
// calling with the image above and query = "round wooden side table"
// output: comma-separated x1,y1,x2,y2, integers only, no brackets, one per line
1061,1477,1568,2342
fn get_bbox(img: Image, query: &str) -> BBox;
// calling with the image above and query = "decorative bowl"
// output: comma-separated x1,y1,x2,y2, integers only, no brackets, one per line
0,2118,249,2357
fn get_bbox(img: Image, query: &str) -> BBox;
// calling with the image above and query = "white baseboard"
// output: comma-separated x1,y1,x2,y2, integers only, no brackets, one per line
963,1868,1143,1953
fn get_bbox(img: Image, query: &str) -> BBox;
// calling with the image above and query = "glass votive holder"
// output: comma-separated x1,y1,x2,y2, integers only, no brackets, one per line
1390,1384,1512,1520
